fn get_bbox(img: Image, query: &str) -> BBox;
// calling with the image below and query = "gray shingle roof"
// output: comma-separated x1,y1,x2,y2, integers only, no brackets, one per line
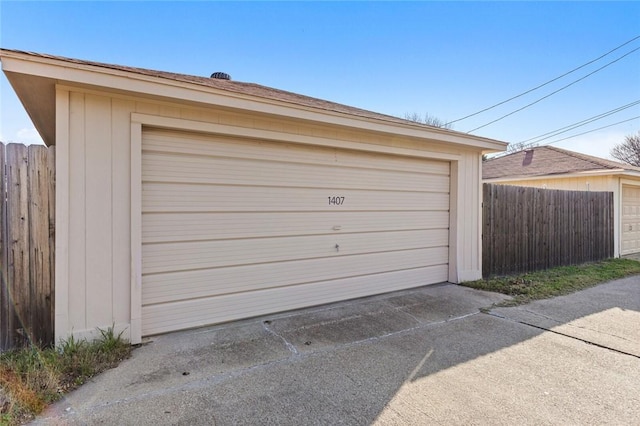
483,145,640,180
2,49,443,130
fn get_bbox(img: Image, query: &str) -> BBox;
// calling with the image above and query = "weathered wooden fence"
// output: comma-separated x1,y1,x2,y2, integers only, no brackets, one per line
0,143,55,351
483,183,614,278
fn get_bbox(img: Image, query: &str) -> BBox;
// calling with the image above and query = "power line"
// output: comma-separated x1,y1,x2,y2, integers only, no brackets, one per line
519,100,640,145
542,115,640,146
466,46,640,133
446,34,640,126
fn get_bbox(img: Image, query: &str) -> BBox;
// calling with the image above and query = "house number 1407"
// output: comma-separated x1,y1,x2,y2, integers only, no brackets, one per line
328,196,345,205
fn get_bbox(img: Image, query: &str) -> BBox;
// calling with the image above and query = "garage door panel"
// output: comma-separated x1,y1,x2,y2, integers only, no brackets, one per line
141,129,450,336
142,229,449,274
143,211,451,243
143,152,449,193
143,247,448,305
143,130,451,175
141,266,449,336
622,186,640,255
143,183,450,213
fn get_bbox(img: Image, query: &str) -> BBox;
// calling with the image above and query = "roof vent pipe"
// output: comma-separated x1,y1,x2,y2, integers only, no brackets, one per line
210,72,231,80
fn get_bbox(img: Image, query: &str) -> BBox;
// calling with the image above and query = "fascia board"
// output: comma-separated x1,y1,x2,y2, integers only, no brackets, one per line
483,169,640,183
616,170,640,179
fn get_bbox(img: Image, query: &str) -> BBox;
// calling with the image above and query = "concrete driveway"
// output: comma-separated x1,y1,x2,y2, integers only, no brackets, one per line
36,277,640,425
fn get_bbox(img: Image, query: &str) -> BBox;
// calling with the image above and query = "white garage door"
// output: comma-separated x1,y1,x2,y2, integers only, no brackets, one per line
141,129,450,336
622,185,640,255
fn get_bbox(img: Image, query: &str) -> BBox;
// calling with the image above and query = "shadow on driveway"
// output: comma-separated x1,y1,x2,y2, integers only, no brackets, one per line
37,277,640,425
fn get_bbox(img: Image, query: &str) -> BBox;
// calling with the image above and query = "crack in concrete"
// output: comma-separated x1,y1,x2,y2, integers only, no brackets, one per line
392,306,424,325
520,309,565,324
262,321,299,356
484,311,640,360
517,309,637,340
51,310,485,419
496,308,638,344
303,311,481,356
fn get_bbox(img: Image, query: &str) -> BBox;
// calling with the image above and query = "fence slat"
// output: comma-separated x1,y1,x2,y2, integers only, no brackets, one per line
0,144,10,350
0,142,55,351
482,183,614,278
28,145,55,345
6,144,31,346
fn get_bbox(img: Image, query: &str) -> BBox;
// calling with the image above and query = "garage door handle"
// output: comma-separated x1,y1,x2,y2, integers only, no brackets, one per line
335,244,340,252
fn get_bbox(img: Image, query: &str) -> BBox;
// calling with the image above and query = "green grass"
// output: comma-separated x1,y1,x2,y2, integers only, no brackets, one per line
461,258,640,306
0,326,132,425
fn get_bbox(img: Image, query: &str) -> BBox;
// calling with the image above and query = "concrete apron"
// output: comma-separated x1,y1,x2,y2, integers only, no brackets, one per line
36,279,640,425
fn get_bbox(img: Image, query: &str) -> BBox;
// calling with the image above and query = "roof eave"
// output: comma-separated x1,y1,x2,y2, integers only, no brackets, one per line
483,168,640,182
1,49,507,151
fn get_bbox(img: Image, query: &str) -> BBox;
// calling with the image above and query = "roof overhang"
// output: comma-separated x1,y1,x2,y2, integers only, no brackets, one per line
1,49,508,151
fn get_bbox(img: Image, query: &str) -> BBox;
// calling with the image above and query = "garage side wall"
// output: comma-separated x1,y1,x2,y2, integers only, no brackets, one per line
454,152,483,282
55,87,485,344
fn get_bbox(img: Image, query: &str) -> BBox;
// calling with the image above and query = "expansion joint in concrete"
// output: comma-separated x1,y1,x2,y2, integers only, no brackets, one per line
484,311,640,360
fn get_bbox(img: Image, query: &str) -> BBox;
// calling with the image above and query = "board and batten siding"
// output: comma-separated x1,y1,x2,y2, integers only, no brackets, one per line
55,87,486,344
55,91,135,343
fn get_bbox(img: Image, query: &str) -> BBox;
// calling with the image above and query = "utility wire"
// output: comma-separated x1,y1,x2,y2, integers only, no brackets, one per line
466,46,640,133
446,34,640,126
519,100,640,144
542,115,640,146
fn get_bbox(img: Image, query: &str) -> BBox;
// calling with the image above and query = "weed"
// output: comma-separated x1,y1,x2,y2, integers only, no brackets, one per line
0,325,132,425
97,324,127,353
461,258,640,305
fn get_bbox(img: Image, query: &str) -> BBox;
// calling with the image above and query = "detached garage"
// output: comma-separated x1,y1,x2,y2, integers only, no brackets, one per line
1,49,506,344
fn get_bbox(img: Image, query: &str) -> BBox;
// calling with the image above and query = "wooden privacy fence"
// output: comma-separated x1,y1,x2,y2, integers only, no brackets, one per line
483,183,614,278
0,143,55,351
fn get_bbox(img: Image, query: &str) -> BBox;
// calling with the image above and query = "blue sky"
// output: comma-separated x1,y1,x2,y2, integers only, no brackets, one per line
1,1,639,159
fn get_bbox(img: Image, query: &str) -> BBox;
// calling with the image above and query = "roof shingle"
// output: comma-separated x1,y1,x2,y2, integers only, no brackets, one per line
2,49,444,130
482,145,640,180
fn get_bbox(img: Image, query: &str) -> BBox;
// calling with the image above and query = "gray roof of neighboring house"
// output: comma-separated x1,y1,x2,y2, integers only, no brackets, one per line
483,145,640,180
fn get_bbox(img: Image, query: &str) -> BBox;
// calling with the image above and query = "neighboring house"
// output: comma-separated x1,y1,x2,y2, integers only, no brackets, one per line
1,49,506,344
483,145,640,258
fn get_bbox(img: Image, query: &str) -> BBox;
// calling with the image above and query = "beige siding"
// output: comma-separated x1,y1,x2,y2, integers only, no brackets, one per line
55,87,487,344
59,92,135,341
54,88,70,341
111,98,135,324
67,92,87,331
85,95,113,328
457,151,482,280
